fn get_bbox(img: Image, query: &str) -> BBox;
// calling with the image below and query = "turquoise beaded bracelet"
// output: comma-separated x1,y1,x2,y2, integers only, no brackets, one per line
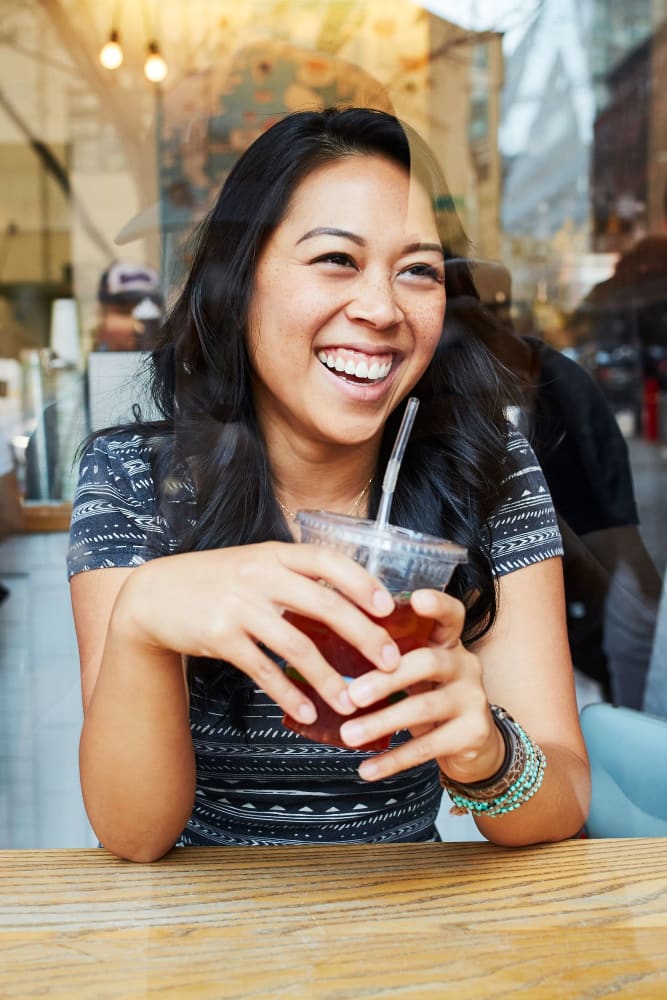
439,707,547,817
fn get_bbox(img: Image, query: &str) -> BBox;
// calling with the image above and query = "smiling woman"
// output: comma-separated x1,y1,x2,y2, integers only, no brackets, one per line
66,108,589,861
248,154,446,461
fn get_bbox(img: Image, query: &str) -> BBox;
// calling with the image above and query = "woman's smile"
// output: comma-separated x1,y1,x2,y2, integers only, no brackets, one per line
316,347,394,384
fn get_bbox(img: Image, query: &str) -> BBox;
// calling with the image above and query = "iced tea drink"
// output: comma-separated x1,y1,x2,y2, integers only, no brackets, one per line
282,511,467,751
283,601,435,751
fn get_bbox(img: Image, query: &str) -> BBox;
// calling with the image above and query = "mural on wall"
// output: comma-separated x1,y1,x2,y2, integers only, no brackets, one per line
107,0,432,280
157,39,394,268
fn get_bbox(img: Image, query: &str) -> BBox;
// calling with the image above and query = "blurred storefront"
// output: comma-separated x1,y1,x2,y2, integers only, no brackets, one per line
0,0,507,505
0,0,665,481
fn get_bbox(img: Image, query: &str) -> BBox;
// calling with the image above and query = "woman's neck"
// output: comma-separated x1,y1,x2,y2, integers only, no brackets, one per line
268,437,380,519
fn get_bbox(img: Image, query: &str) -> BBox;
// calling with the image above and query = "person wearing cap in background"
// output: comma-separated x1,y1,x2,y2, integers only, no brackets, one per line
94,261,164,352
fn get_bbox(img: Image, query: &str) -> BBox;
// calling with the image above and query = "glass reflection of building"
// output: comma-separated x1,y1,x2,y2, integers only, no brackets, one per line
498,0,666,338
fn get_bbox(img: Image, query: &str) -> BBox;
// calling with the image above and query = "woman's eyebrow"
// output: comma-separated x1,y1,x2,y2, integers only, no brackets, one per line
296,228,444,257
297,226,365,246
403,242,444,256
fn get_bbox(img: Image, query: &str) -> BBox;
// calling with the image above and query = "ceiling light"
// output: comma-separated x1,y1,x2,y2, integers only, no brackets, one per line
144,41,168,83
99,30,124,70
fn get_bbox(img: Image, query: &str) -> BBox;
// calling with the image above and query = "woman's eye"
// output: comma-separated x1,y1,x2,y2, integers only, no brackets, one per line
403,263,444,282
313,252,356,268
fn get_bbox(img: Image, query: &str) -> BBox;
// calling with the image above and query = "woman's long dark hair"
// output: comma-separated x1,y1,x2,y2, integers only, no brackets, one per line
117,108,520,715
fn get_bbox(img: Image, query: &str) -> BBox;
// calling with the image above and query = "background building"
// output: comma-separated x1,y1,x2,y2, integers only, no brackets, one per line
499,0,664,317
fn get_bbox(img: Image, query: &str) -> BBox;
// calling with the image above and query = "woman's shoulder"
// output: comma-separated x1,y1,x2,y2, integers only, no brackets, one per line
76,428,162,495
496,426,556,510
79,428,152,468
486,426,564,576
504,427,544,472
68,429,180,578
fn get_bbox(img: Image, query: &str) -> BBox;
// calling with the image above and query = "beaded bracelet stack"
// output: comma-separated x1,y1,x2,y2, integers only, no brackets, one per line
438,705,547,818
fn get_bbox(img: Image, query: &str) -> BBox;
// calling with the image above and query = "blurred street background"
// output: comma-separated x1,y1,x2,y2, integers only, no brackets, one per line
629,436,667,576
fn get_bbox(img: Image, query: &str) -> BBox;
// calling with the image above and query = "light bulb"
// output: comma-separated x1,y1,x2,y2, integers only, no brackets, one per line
99,30,123,70
144,42,168,83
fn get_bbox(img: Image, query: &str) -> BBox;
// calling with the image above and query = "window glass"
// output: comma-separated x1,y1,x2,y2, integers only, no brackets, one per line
0,0,665,847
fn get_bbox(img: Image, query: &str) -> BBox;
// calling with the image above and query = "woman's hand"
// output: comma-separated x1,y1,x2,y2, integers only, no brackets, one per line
339,589,506,782
112,541,400,726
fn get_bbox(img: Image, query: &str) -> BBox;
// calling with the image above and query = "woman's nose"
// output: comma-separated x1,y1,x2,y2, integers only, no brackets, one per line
345,274,404,328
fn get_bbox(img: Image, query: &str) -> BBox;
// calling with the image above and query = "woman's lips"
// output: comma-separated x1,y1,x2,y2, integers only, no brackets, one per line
316,347,394,383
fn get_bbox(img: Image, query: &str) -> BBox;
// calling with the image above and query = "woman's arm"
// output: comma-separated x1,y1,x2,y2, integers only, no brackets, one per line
72,543,401,862
341,557,590,846
73,567,196,863
468,557,590,844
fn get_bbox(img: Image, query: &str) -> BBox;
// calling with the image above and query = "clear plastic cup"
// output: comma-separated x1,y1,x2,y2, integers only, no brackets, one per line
282,511,467,751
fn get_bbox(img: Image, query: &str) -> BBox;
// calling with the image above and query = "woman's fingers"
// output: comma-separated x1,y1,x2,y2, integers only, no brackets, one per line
357,714,487,782
346,643,478,708
274,542,396,620
239,542,402,677
276,577,400,675
410,588,465,647
236,602,359,715
229,635,320,724
341,675,485,747
338,636,495,782
192,556,397,715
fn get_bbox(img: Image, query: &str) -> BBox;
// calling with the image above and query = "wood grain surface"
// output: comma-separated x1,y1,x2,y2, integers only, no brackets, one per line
20,502,72,534
1,839,666,998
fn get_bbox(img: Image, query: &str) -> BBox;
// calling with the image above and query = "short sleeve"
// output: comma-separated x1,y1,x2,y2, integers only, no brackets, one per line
487,431,564,577
67,433,174,579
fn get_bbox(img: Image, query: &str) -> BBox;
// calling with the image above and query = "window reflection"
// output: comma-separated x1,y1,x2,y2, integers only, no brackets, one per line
0,0,665,847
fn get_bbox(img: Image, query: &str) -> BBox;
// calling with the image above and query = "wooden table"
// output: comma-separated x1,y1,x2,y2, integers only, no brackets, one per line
1,839,666,998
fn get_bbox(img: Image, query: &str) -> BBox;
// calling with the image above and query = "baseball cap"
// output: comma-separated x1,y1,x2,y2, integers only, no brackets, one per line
98,261,163,305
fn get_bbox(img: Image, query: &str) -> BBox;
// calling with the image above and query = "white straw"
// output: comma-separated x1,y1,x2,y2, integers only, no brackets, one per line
375,396,420,531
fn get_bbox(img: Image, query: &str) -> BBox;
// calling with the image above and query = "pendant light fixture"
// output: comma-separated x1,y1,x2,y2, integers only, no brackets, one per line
99,28,124,70
98,0,168,83
144,41,168,83
99,0,124,70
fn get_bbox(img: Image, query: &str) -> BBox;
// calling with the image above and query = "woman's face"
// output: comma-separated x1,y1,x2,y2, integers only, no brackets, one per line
247,154,446,453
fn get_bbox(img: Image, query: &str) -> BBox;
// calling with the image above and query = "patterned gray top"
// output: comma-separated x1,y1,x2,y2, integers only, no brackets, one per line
67,429,562,846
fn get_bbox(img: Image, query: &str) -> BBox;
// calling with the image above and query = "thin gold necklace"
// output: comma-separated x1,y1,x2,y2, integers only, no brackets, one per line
276,477,373,523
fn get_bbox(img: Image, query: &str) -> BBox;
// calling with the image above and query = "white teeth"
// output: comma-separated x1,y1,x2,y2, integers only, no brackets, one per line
317,351,392,380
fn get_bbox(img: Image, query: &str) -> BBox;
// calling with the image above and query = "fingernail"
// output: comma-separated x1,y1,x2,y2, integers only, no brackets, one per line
297,702,317,724
414,590,438,612
359,759,379,780
382,643,400,669
340,721,364,744
349,678,373,706
373,589,394,615
337,688,355,713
